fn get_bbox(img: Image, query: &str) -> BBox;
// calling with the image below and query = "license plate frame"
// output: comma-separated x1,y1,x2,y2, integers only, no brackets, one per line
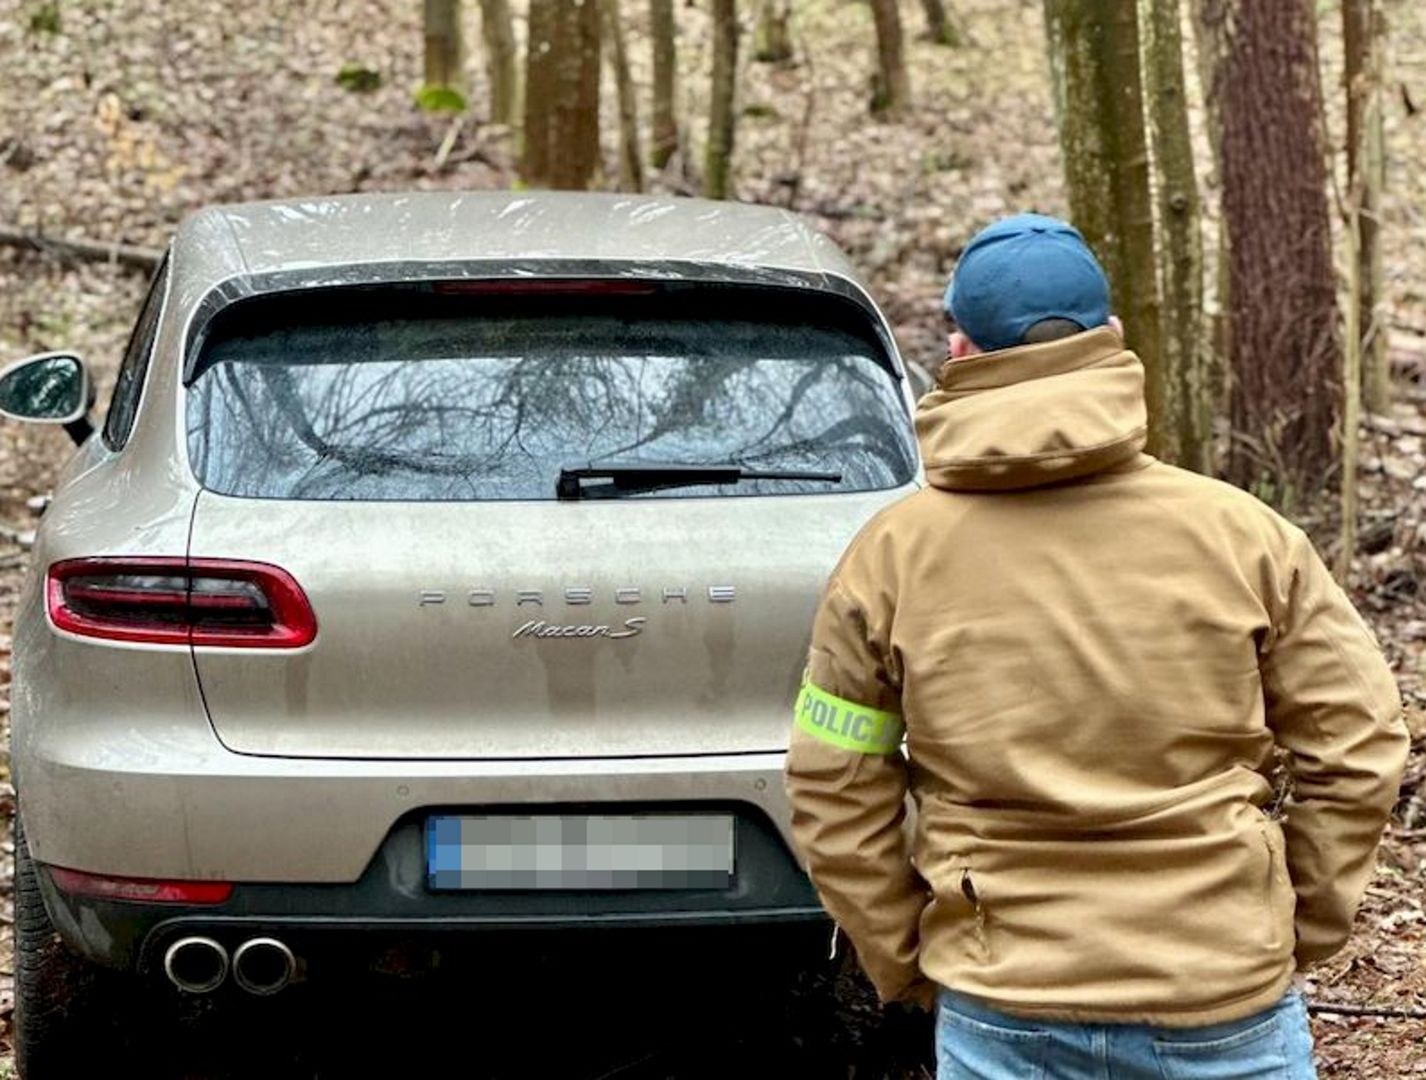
426,813,736,891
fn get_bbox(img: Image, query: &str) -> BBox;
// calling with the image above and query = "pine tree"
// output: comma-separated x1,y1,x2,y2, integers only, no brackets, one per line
1196,0,1339,506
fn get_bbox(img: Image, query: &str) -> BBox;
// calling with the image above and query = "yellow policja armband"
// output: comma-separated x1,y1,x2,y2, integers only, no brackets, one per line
795,682,905,754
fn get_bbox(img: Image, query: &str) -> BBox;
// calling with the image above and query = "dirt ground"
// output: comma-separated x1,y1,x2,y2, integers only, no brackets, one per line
0,0,1423,1075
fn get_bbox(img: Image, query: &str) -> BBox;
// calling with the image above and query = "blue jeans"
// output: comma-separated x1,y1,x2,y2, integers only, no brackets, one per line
936,986,1317,1080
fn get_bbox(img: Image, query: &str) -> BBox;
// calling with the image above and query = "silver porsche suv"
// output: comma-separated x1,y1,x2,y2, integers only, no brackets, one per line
1,191,920,1073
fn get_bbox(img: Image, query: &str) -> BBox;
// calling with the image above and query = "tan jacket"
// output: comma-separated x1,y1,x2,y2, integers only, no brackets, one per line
785,327,1409,1026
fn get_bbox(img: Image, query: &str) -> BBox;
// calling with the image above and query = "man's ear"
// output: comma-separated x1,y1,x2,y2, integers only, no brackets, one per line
949,331,978,360
1108,315,1124,337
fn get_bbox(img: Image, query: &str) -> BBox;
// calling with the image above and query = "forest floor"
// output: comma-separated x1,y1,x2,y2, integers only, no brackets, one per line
0,0,1424,1075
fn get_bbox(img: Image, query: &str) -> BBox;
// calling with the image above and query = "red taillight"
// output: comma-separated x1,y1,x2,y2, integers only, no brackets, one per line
47,558,317,648
48,865,234,905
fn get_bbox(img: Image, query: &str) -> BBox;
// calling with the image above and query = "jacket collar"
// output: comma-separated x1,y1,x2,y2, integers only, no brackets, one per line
915,326,1149,492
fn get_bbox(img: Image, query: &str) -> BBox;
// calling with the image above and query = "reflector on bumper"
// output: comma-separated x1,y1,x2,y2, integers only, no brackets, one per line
47,865,234,904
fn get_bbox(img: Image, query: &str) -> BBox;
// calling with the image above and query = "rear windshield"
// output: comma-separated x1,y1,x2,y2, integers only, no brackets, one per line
185,282,916,501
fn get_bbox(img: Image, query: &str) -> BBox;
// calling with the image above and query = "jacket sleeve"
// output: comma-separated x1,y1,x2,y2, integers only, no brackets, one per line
1260,529,1410,968
784,574,933,1006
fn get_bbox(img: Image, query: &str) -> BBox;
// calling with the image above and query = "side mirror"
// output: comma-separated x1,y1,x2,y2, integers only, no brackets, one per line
0,352,95,444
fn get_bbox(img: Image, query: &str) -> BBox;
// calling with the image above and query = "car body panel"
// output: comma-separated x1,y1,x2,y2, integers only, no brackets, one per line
9,248,203,858
194,191,858,279
187,487,911,759
21,716,798,881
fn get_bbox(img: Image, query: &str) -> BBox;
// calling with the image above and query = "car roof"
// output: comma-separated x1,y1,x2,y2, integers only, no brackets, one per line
173,190,861,287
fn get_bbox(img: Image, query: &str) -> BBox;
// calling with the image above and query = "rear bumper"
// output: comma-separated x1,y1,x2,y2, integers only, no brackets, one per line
19,709,804,880
18,720,821,969
38,805,824,971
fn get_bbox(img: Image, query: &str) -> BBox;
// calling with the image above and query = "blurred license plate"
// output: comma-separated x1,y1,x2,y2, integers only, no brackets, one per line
426,814,735,890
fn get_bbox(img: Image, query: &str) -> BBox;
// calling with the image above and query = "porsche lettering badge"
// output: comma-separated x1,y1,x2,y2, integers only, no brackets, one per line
418,586,736,607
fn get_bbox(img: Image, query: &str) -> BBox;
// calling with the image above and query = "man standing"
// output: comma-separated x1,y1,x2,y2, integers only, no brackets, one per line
785,213,1409,1078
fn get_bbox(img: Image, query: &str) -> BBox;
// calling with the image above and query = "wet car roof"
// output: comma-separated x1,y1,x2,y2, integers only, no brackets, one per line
173,191,860,287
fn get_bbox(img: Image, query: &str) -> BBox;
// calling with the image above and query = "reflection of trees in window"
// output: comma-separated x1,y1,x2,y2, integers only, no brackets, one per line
188,316,914,501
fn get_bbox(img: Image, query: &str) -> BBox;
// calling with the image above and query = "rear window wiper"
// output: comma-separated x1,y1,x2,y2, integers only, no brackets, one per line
556,462,843,500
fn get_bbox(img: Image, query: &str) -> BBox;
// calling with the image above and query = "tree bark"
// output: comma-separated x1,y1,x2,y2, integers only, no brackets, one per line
603,0,645,191
918,0,962,47
649,0,679,169
1043,0,1166,459
754,0,794,62
554,0,602,190
869,0,911,115
1143,0,1207,472
424,0,464,91
522,0,602,189
1189,0,1228,416
1363,11,1388,412
1345,0,1368,192
1340,127,1363,583
1196,0,1339,508
705,0,738,198
1345,0,1390,413
523,0,557,184
478,0,519,126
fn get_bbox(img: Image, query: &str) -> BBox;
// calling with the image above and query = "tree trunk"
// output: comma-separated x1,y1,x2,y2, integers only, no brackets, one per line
869,0,911,115
603,0,645,191
1043,0,1166,459
1189,0,1228,418
523,0,556,184
1340,124,1363,583
553,0,602,190
918,0,962,47
424,0,464,91
649,0,679,169
522,0,602,189
755,0,794,62
705,0,738,198
1363,10,1388,412
1345,0,1390,413
1196,0,1338,508
1143,0,1207,472
478,0,518,126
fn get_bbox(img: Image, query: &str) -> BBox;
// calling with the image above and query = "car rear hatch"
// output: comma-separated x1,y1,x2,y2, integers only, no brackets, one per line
183,277,918,759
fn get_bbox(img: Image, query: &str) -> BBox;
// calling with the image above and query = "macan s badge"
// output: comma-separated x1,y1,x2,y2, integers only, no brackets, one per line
511,617,647,641
416,585,738,641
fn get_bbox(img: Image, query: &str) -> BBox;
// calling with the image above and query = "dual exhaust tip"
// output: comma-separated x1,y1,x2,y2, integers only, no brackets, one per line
163,936,295,995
